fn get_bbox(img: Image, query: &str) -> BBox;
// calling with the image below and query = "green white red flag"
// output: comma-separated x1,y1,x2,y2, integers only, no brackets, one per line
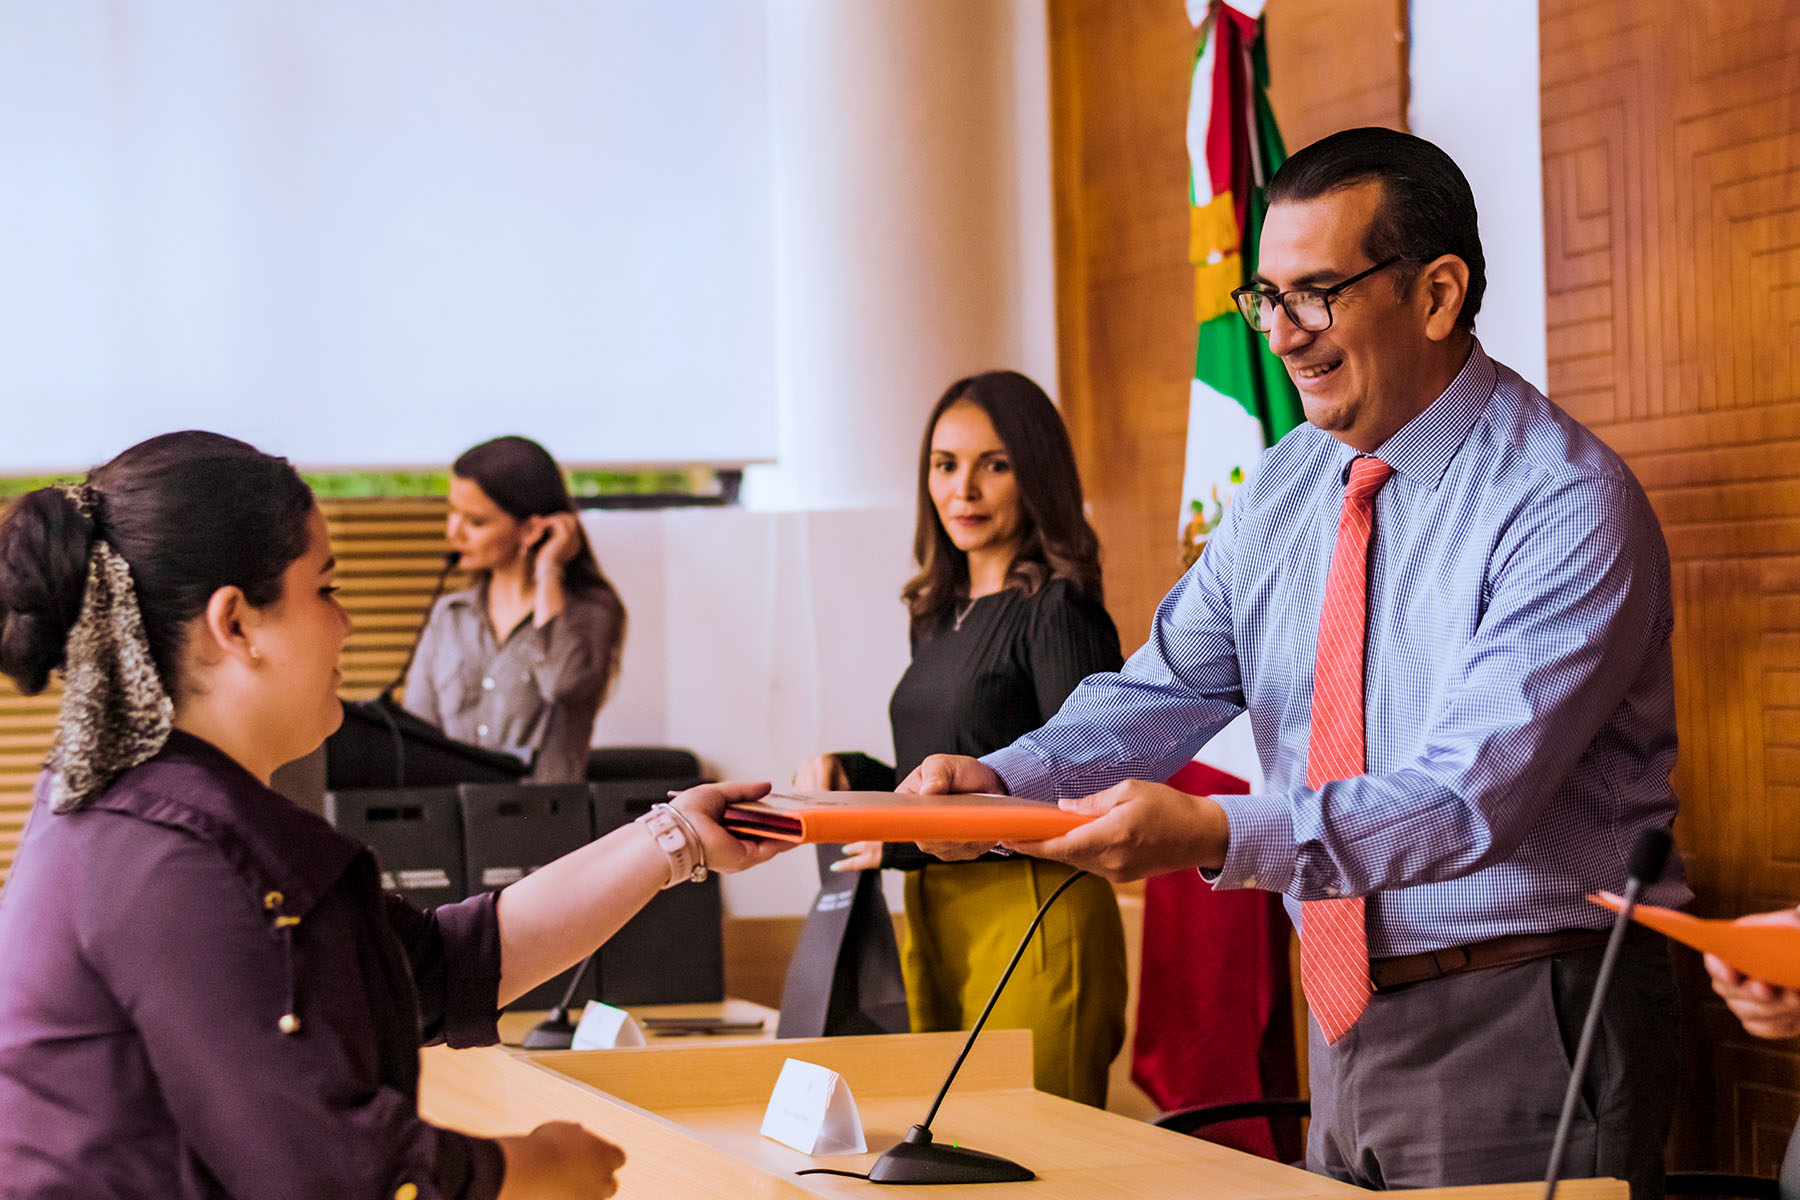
1179,0,1303,564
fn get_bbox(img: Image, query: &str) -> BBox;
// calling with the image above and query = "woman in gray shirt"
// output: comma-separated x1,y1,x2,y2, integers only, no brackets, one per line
403,436,626,783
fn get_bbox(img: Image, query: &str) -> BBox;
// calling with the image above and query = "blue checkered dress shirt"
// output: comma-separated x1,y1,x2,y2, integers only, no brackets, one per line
987,343,1691,955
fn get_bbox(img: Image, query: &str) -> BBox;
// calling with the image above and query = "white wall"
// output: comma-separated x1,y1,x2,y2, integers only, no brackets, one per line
743,0,1059,514
590,0,1059,917
1408,0,1548,394
585,507,916,916
0,1,778,472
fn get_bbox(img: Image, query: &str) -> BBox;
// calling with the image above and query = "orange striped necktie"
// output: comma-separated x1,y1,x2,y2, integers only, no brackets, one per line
1301,455,1393,1044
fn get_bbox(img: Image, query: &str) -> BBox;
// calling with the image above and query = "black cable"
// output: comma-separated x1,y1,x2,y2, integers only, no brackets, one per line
367,551,459,789
917,869,1085,1132
383,551,459,704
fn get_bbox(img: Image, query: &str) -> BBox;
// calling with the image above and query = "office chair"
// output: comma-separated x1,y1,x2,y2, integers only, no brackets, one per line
1156,1099,1794,1200
1153,1097,1308,1167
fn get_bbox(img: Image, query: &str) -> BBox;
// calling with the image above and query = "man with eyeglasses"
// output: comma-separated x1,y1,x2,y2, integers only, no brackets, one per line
901,127,1685,1195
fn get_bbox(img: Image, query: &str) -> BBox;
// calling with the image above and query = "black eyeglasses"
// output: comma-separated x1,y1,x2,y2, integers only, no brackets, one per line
1230,256,1402,333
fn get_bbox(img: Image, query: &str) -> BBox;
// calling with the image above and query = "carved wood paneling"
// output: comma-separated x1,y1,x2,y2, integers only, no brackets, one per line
1541,0,1800,1169
0,497,455,889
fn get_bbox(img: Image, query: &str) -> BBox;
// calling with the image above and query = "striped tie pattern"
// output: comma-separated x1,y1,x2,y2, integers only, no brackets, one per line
1301,454,1393,1044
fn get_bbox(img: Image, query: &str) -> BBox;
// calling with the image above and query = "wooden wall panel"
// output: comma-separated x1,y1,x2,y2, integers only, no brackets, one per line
1048,0,1192,654
1540,0,1800,1170
0,497,455,890
0,687,58,882
1264,0,1408,153
1049,0,1406,653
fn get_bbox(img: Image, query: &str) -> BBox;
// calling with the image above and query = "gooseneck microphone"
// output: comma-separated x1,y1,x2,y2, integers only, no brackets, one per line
1541,826,1674,1200
799,869,1086,1186
359,551,460,788
520,950,599,1050
381,551,461,703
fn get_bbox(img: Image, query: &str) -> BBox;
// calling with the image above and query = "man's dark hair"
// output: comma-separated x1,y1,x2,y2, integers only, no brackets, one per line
1266,127,1485,332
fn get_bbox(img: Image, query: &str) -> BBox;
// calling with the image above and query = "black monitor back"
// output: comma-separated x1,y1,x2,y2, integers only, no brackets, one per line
324,786,465,908
590,774,722,1006
458,782,596,1009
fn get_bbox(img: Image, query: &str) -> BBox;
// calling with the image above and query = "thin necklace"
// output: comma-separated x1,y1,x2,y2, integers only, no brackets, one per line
953,595,978,632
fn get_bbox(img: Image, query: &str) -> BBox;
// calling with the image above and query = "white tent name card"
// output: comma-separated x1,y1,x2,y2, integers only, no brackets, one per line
759,1058,867,1155
570,1001,646,1050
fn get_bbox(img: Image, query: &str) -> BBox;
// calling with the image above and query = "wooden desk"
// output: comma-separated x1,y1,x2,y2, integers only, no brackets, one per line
419,1030,1626,1200
494,998,778,1047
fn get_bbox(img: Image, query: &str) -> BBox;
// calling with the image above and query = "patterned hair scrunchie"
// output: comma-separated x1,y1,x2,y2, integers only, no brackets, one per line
44,484,174,812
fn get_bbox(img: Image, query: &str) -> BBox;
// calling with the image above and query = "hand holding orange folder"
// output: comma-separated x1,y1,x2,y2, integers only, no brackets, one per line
720,789,1094,844
1591,892,1800,990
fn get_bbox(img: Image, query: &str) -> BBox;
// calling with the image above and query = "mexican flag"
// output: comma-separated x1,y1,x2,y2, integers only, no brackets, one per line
1179,0,1303,564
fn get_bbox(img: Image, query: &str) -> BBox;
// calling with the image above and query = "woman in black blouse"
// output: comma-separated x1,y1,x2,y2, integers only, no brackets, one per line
794,371,1127,1105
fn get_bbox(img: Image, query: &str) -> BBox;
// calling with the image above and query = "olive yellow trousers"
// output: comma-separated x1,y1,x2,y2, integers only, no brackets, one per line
901,858,1127,1107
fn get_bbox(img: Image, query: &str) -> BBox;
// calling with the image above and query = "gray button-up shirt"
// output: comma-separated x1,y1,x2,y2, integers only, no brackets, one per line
402,581,623,783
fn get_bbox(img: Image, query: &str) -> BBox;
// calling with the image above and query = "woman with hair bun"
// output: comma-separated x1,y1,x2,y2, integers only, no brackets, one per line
0,431,782,1199
404,435,626,783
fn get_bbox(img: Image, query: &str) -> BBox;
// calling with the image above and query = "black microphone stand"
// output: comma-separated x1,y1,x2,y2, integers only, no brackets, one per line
1541,827,1674,1200
520,950,600,1050
380,550,460,706
847,869,1086,1185
361,551,459,789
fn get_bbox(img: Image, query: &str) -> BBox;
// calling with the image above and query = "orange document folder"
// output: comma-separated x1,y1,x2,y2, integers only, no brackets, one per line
1591,892,1800,989
720,789,1094,844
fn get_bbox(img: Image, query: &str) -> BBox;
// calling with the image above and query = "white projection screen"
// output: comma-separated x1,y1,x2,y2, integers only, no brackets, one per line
0,2,776,472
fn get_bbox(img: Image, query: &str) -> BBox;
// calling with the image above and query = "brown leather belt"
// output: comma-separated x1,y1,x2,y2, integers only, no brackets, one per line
1368,929,1611,992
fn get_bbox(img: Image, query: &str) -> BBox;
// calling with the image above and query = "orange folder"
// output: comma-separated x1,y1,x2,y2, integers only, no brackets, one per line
1591,892,1800,989
720,789,1093,844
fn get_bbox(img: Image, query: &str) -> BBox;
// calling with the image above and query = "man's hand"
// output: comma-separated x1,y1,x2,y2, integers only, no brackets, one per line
898,754,1005,797
897,754,1008,862
1704,908,1800,1040
1003,780,1230,883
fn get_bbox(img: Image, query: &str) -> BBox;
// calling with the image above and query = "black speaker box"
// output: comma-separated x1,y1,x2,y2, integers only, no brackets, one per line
324,786,465,908
589,775,723,1006
458,782,596,1009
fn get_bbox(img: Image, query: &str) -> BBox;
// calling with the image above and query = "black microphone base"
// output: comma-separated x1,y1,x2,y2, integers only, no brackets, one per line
519,1012,577,1050
867,1127,1034,1185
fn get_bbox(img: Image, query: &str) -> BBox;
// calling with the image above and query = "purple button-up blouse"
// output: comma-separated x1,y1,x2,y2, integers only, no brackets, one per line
0,730,507,1199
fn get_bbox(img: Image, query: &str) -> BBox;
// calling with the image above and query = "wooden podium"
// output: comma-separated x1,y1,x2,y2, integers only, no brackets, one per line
419,1023,1629,1199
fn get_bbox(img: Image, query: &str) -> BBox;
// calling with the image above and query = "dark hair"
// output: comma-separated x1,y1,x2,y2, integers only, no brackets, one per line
901,371,1104,632
451,435,626,683
1266,127,1485,332
0,432,315,698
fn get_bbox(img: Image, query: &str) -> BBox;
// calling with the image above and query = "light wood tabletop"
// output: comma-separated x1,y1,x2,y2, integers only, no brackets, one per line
420,1021,1627,1200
